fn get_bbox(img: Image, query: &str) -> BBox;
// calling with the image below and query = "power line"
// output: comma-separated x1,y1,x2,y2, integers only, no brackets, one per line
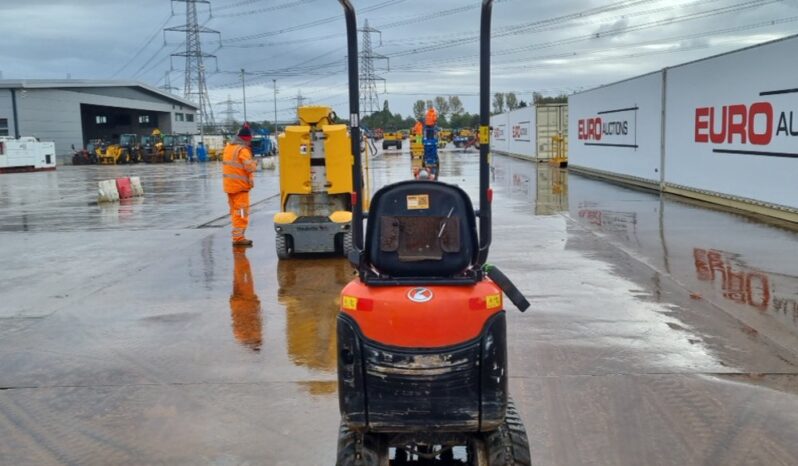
165,0,221,129
220,0,405,44
212,0,318,18
111,13,174,78
360,19,388,116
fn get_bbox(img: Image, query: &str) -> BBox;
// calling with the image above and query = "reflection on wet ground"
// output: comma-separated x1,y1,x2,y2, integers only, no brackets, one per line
0,149,797,464
494,156,798,346
230,247,262,351
278,258,352,372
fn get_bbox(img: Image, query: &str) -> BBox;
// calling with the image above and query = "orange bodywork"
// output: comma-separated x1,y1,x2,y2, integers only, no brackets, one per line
341,279,503,348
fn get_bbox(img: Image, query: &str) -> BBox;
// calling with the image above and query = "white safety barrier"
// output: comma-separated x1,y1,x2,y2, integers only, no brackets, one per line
98,180,120,203
262,157,276,170
98,177,144,203
130,176,144,196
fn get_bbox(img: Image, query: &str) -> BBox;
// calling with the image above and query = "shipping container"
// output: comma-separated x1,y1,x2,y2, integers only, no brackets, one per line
490,104,567,160
535,104,568,161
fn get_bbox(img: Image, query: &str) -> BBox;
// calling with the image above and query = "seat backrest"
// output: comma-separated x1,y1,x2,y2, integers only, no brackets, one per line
365,181,478,277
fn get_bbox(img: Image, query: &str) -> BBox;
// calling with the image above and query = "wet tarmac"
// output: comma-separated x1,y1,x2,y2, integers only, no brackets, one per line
0,150,796,465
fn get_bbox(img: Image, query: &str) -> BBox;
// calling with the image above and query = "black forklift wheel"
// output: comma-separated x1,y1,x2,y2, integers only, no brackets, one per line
336,422,389,466
275,234,292,260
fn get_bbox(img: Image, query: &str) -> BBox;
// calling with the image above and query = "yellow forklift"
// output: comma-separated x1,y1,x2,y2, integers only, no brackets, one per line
273,106,353,259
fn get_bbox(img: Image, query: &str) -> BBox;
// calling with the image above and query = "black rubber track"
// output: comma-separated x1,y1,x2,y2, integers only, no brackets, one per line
336,421,389,466
483,398,531,466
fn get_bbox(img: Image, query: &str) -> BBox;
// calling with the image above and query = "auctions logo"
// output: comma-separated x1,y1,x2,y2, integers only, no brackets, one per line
577,106,638,148
694,87,798,157
512,121,530,141
493,125,506,140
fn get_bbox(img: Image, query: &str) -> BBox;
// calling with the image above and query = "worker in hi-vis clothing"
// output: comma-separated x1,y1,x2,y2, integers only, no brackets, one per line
413,120,423,144
230,247,262,351
222,123,258,246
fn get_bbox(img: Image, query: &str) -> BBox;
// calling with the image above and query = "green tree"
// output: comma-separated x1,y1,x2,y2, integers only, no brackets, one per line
493,93,505,114
448,95,464,115
412,100,426,120
505,92,518,111
434,96,450,119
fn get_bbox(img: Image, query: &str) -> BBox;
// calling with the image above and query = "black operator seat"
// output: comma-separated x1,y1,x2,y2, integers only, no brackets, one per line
365,181,479,278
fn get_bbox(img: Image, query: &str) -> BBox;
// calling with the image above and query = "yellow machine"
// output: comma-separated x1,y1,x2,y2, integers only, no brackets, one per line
382,131,402,150
99,134,139,164
410,141,424,158
273,106,353,259
439,128,453,142
549,133,568,167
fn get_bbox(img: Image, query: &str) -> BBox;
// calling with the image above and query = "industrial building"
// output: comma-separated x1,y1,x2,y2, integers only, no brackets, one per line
0,80,198,162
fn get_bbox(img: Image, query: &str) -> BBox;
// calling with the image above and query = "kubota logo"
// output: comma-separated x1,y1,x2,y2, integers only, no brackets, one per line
407,287,433,303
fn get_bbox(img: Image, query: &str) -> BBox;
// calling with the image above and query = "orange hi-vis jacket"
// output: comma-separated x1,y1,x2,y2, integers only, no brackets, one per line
425,107,438,126
413,121,423,136
222,138,257,193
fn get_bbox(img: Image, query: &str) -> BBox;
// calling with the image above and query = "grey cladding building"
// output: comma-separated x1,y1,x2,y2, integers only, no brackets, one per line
0,80,199,160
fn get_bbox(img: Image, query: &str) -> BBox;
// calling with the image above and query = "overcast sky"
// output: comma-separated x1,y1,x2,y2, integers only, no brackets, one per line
2,0,797,123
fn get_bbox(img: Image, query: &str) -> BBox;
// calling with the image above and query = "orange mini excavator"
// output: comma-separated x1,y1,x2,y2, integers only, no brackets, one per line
334,1,532,464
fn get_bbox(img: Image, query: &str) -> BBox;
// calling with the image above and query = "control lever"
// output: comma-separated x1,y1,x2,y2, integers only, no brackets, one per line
484,265,530,312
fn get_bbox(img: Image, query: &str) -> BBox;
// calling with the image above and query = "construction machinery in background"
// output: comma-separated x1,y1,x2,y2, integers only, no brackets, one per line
251,128,277,157
334,1,532,464
71,140,102,165
382,130,402,151
410,120,424,159
421,106,441,179
98,133,140,165
163,134,188,160
439,128,453,143
452,128,476,148
141,129,172,163
273,106,354,259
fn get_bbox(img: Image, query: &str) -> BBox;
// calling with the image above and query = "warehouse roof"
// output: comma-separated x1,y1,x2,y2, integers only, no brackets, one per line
0,79,198,109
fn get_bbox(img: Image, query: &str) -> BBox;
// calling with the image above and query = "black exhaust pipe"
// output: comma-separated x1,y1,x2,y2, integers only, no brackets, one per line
339,0,364,265
478,0,493,266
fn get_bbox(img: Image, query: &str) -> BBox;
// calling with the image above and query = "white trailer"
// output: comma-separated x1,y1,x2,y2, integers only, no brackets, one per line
0,136,56,173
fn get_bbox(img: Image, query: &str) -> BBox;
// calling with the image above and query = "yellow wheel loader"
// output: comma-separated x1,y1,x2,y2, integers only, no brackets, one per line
273,106,353,259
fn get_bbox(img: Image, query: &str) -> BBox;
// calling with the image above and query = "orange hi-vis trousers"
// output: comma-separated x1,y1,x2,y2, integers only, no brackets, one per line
228,191,250,241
